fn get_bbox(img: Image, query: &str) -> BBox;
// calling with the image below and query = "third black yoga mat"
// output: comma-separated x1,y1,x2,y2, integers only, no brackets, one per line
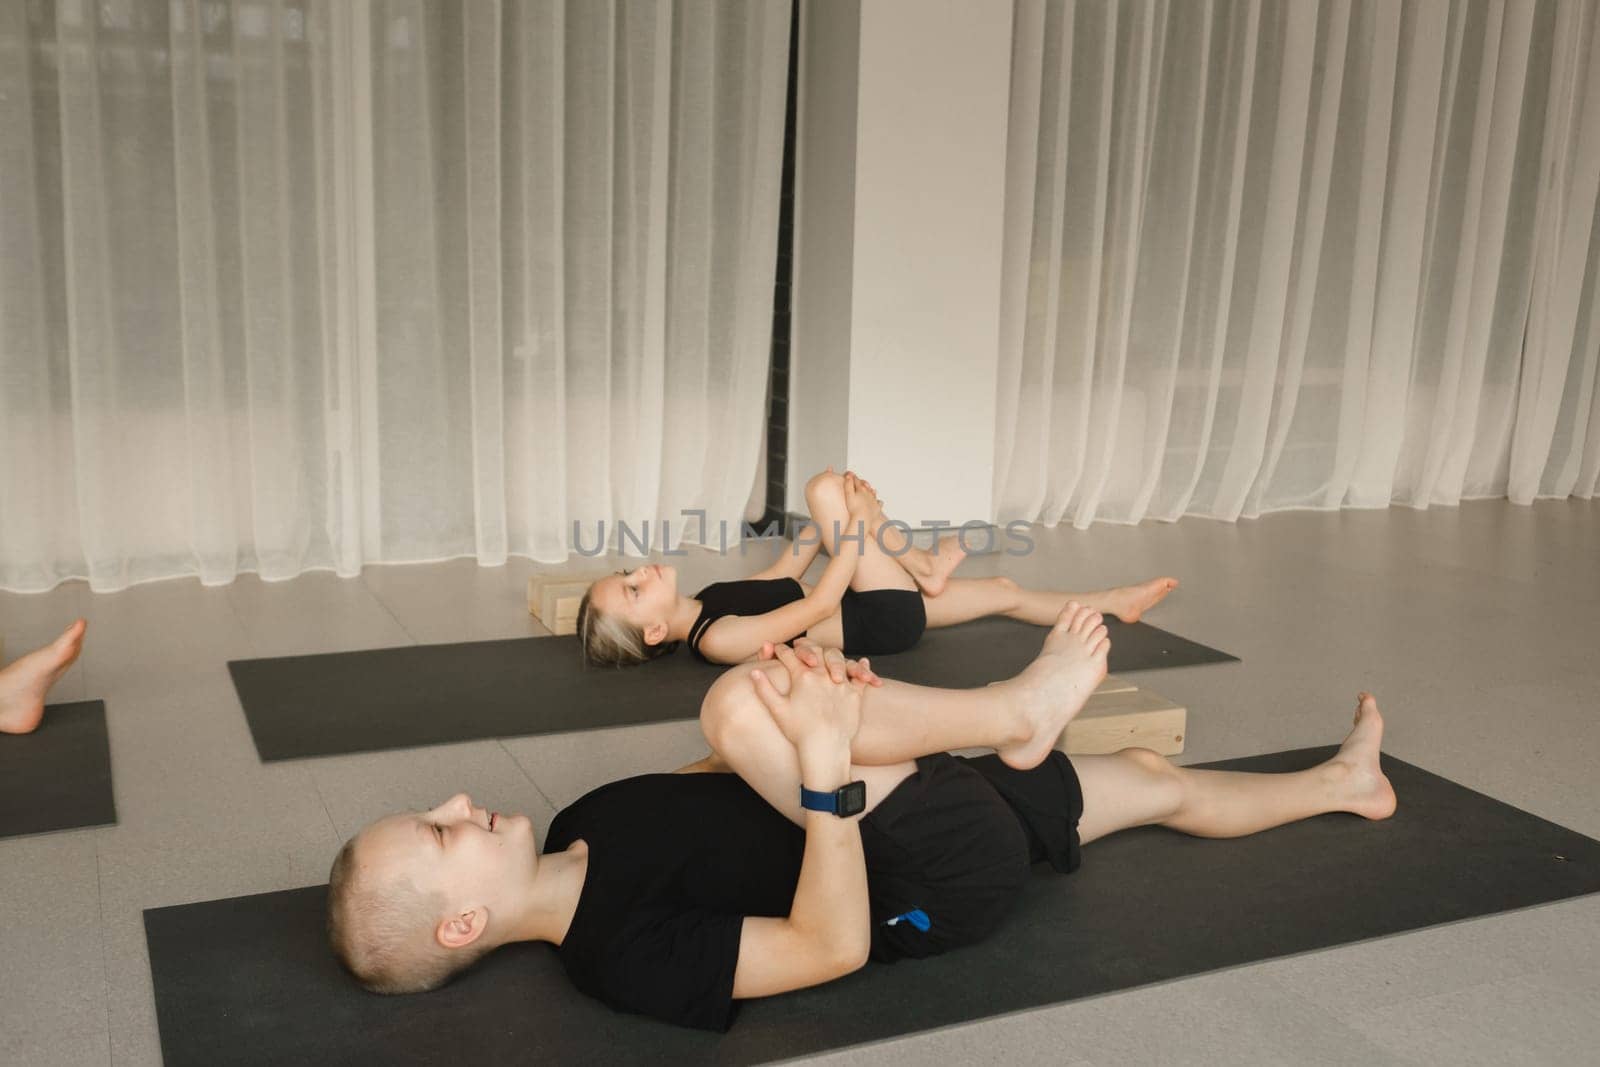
144,748,1600,1066
0,700,116,839
230,616,1235,761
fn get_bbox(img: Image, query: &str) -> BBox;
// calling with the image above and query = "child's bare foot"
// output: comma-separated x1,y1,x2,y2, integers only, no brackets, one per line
914,535,967,597
995,603,1110,770
1099,576,1179,624
0,619,87,735
1322,692,1397,820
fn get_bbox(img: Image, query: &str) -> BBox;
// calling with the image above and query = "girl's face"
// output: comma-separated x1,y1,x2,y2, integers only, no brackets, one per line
592,564,679,638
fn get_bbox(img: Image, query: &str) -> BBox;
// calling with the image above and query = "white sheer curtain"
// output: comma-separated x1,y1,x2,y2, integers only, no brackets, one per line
995,0,1600,528
0,0,790,593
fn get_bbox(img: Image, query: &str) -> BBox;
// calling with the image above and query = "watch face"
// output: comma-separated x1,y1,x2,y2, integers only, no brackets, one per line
837,781,867,817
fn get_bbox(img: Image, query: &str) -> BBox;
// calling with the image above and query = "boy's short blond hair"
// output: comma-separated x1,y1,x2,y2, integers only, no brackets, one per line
326,833,491,994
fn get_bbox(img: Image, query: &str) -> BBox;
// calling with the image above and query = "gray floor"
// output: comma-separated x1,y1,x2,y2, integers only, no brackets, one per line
2,498,1598,1066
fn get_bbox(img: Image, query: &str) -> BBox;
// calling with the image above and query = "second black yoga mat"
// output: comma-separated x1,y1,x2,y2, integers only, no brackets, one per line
0,700,116,839
144,748,1600,1066
230,617,1235,761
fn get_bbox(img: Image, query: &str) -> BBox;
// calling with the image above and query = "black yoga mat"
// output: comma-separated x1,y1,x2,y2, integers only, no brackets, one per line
230,617,1234,761
0,700,116,839
144,748,1600,1066
888,615,1237,689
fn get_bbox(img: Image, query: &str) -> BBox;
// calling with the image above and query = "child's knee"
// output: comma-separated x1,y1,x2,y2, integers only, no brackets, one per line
1119,746,1173,776
804,468,846,509
989,575,1021,608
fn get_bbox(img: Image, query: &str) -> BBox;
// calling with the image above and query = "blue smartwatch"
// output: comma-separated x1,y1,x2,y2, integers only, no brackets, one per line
800,781,867,817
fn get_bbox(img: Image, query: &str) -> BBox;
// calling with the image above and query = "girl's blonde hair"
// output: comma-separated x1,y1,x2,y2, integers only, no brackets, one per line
576,586,679,667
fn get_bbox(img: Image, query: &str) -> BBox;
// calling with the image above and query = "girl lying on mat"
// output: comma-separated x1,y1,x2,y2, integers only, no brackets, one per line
0,619,87,735
327,605,1395,1031
575,465,1178,667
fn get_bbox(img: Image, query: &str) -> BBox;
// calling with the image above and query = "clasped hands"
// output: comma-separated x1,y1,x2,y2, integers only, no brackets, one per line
749,637,881,761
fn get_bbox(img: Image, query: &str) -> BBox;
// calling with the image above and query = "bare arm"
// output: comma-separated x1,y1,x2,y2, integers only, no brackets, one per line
698,553,855,663
747,529,825,583
729,648,871,998
699,504,874,664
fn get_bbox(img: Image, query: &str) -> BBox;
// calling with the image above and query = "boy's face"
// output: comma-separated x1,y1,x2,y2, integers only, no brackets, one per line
357,793,539,919
591,564,679,634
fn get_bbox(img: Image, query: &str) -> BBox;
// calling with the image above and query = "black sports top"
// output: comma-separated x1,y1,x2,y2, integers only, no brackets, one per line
544,772,804,1030
686,577,805,661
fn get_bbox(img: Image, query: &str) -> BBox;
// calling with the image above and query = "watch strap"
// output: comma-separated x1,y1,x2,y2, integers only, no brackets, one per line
800,781,867,817
799,785,839,814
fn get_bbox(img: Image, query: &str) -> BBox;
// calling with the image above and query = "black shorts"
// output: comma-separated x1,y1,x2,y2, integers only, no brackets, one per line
859,751,1084,963
839,588,927,656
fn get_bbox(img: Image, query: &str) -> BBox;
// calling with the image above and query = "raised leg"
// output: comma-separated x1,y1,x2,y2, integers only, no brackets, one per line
700,657,917,824
0,620,88,735
802,468,922,595
867,521,967,597
839,469,968,594
1074,693,1397,846
921,575,1180,629
701,604,1112,822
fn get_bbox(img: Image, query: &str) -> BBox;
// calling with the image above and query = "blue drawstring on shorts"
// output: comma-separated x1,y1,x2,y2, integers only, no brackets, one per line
885,908,931,932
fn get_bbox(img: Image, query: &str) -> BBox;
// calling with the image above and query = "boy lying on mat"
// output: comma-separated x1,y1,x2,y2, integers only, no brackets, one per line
328,605,1395,1031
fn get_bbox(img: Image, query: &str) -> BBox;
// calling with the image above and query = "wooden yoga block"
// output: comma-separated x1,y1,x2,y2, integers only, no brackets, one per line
1094,674,1137,697
526,572,609,636
1061,684,1187,757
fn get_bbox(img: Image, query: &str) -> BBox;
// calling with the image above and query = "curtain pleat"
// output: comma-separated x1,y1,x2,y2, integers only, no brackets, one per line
53,5,106,585
997,0,1600,526
464,0,506,564
0,0,72,590
1515,1,1600,502
0,0,790,593
1247,0,1347,517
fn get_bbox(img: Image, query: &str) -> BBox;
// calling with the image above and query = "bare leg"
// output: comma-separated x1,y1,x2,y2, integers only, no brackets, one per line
0,620,88,735
842,469,968,594
673,752,732,775
702,604,1111,820
699,653,917,823
802,469,926,596
1074,693,1397,846
868,519,967,597
922,575,1180,629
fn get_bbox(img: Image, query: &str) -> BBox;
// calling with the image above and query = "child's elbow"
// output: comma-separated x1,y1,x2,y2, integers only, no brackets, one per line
807,593,842,623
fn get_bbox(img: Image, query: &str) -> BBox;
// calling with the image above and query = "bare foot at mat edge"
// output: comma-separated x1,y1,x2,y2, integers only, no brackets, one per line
0,619,87,735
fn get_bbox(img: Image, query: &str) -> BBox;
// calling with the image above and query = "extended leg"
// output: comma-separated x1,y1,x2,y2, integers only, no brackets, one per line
1073,693,1397,846
921,575,1181,629
701,605,1111,820
0,620,87,735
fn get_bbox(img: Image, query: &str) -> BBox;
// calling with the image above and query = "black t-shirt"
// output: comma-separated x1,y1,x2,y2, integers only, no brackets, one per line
541,755,1074,1032
543,772,805,1032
